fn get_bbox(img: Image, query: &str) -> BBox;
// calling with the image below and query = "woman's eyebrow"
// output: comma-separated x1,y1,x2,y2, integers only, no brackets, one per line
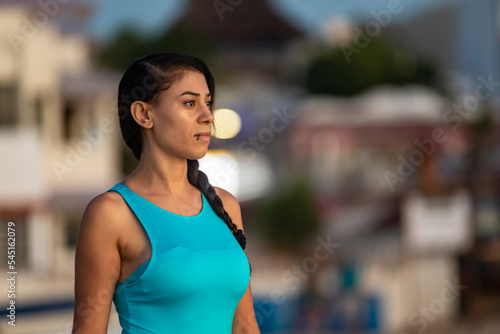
177,91,212,98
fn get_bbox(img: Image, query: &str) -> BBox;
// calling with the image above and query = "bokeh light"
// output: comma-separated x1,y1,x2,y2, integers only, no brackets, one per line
212,108,242,139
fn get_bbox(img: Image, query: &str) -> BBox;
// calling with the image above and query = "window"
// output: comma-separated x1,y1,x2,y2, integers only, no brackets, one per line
0,85,18,126
33,95,44,130
65,214,81,248
62,101,77,141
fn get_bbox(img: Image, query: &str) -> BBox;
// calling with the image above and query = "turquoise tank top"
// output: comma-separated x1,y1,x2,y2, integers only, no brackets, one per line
107,182,251,334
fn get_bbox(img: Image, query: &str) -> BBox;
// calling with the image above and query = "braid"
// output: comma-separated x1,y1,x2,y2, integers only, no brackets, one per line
187,159,247,251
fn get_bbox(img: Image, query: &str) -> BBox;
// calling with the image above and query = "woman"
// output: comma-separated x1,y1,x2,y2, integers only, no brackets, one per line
72,52,261,333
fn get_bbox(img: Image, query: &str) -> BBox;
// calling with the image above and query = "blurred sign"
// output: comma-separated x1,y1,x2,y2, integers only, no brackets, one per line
0,128,47,206
199,149,274,202
402,189,473,254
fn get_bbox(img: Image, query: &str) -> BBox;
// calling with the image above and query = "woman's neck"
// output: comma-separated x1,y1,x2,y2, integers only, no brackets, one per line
125,149,193,197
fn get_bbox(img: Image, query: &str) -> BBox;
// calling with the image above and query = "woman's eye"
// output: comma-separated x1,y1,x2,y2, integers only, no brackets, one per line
205,100,213,107
185,100,195,107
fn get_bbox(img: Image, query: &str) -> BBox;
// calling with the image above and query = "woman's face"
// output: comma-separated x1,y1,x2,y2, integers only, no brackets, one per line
146,70,214,160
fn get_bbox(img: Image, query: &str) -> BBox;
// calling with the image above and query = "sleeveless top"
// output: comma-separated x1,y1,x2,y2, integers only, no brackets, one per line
107,182,251,334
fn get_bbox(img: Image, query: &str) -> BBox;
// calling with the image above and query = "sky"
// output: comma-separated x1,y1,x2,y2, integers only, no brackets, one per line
83,0,461,41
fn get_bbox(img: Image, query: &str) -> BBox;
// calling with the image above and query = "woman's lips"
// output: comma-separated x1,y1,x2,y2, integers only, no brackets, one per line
195,133,211,142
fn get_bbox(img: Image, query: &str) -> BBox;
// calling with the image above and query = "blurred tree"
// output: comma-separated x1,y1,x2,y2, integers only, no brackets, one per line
304,36,440,96
154,26,214,65
253,174,326,329
97,26,154,70
465,102,495,238
467,103,494,140
97,26,213,70
253,174,321,252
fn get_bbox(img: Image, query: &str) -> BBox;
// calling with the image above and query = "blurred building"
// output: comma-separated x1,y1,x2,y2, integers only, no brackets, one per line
171,0,309,199
383,0,500,99
0,2,121,332
382,0,500,326
0,0,498,333
168,0,306,80
287,86,471,332
277,1,500,331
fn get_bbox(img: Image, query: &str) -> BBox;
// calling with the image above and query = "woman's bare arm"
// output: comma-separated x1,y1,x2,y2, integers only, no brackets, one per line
214,187,261,334
233,281,261,334
71,193,123,334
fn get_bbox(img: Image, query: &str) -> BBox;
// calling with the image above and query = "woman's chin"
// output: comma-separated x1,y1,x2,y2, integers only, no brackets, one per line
188,150,209,160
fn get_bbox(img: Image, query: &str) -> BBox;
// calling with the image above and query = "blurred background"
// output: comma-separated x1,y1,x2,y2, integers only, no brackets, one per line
0,0,499,333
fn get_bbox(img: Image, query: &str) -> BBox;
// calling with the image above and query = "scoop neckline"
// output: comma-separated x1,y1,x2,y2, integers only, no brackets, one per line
118,182,206,218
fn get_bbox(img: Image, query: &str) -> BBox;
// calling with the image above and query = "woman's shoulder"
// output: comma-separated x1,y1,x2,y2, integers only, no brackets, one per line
86,190,126,215
80,190,130,232
213,187,244,231
213,186,235,201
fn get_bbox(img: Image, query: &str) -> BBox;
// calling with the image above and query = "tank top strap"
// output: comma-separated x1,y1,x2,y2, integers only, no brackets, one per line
106,182,160,248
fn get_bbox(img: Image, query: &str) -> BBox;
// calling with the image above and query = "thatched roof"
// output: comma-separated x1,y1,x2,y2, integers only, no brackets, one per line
170,0,304,44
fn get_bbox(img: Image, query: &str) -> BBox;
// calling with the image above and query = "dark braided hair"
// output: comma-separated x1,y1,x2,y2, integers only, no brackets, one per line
187,159,246,250
117,52,247,252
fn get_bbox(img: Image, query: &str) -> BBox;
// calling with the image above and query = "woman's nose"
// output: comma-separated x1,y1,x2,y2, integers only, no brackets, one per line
201,106,214,123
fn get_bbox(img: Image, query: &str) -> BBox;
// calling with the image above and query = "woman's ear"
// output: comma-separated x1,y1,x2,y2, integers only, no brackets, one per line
130,101,153,129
